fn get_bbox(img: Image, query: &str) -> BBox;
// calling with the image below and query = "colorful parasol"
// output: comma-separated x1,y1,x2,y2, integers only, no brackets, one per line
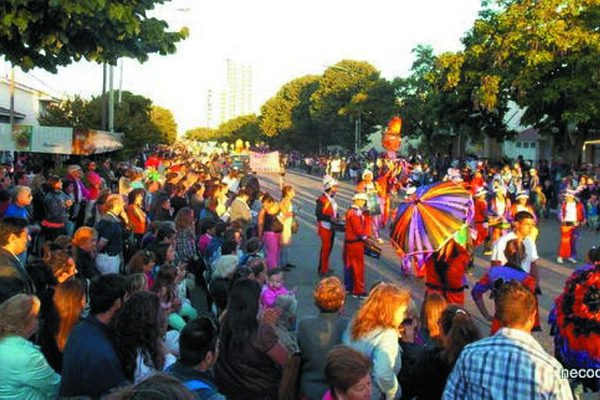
390,181,473,273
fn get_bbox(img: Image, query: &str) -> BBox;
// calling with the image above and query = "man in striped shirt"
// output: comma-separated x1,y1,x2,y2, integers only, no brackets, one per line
443,281,573,400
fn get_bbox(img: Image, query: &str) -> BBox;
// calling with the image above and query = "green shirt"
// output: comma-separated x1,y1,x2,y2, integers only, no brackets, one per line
0,335,60,399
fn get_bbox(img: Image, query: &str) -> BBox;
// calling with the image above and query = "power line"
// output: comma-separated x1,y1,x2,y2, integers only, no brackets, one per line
24,72,69,98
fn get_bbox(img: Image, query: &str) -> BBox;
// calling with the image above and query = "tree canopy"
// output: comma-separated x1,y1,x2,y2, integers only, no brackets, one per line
185,127,219,142
39,91,176,154
259,75,320,151
436,0,600,160
150,106,177,145
310,60,396,149
0,0,188,72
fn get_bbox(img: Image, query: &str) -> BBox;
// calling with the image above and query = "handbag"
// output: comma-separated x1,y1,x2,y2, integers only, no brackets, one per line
278,352,302,400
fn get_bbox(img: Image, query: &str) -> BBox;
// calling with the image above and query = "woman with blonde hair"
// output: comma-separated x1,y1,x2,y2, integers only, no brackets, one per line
0,294,61,399
72,226,98,280
342,283,411,400
39,279,86,372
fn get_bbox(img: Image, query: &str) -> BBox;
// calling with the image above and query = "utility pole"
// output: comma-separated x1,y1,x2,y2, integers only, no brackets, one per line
101,63,107,130
108,64,115,133
118,58,123,104
9,67,15,127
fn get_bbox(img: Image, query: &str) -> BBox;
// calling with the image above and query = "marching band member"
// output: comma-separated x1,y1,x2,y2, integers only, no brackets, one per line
556,190,586,264
487,186,511,255
473,187,489,249
511,190,538,242
315,175,339,276
343,193,370,299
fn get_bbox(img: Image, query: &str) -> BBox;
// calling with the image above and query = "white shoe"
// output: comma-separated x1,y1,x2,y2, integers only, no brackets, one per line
556,257,564,264
567,258,577,264
376,238,384,244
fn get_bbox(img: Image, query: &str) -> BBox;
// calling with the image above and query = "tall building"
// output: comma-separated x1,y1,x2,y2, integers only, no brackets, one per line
203,59,254,128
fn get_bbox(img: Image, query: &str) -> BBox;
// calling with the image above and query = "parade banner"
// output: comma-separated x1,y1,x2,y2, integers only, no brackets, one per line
249,151,281,173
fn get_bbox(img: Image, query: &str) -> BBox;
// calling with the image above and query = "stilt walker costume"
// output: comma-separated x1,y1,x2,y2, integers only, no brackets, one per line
344,193,369,297
557,190,585,264
316,175,339,275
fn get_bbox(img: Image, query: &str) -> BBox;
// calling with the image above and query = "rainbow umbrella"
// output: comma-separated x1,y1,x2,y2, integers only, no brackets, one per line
390,181,473,272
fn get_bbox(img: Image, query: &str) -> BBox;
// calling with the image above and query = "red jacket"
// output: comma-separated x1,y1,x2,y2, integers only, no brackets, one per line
316,193,338,230
560,201,585,224
345,206,367,242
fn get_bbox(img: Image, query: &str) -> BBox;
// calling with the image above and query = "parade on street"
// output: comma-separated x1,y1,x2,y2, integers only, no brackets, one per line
0,0,599,399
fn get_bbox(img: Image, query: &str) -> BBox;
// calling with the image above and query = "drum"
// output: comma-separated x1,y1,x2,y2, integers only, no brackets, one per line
364,241,382,258
332,220,346,232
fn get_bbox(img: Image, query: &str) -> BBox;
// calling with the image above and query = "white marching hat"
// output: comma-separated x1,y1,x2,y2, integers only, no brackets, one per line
323,175,338,190
474,187,488,197
516,190,529,200
564,189,578,197
353,193,369,202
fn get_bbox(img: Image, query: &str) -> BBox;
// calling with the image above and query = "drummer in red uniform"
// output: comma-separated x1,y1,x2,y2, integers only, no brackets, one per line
344,193,371,299
316,175,339,276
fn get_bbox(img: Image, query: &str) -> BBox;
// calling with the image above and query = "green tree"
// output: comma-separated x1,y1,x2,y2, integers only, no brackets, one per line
259,75,320,151
310,60,396,150
38,95,94,128
89,91,162,155
0,0,188,72
448,0,600,161
217,114,263,143
150,106,177,145
185,127,219,142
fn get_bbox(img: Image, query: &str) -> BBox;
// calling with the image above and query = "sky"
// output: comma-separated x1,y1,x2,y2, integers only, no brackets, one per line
1,0,482,134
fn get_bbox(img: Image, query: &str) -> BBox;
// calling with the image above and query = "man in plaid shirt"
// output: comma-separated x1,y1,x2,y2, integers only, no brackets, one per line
443,281,573,400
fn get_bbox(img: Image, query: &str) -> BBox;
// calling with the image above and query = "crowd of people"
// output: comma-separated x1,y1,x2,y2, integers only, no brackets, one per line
0,144,597,400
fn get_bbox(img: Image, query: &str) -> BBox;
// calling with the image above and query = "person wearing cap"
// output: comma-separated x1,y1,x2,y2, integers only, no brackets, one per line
357,170,383,244
343,193,371,298
510,190,538,242
473,187,489,249
316,175,339,276
556,190,585,264
487,186,512,254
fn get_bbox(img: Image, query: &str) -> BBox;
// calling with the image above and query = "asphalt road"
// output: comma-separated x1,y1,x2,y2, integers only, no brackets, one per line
258,169,599,355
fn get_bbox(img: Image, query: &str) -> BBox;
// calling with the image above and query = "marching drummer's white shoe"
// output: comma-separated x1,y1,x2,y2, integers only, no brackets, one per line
556,257,564,264
567,257,577,264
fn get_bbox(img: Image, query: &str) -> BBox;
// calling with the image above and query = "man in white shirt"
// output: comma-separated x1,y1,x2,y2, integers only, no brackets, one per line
491,211,539,285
